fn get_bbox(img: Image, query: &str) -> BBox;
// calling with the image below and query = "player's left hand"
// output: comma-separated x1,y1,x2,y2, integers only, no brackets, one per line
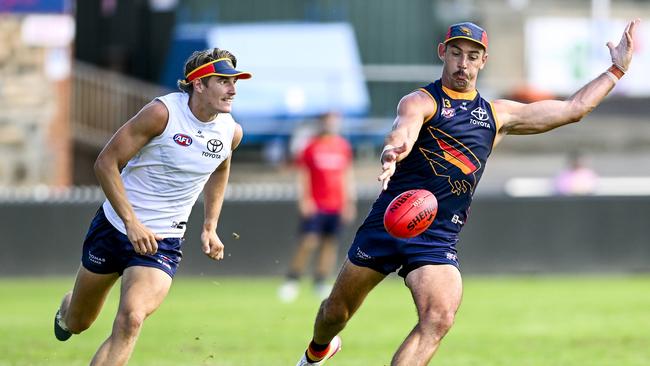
607,18,640,71
201,230,225,261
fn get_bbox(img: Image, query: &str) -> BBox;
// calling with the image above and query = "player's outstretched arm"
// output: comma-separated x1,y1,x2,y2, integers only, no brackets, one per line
493,19,639,144
201,123,243,260
378,91,435,190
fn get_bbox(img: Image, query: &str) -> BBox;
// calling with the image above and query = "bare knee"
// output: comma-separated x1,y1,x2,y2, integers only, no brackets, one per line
418,309,456,339
319,298,351,326
115,310,146,338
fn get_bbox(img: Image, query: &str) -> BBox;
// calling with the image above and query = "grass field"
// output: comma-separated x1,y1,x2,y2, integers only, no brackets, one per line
1,275,650,366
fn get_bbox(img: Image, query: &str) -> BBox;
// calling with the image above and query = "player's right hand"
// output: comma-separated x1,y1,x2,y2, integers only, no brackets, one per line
607,18,640,71
125,220,162,255
201,230,225,261
378,142,407,190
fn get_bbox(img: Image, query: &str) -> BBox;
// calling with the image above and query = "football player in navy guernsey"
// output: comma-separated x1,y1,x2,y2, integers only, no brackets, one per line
296,19,639,366
53,48,251,366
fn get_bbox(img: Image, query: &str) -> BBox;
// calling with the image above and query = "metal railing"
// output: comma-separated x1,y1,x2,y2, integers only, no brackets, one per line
71,62,170,148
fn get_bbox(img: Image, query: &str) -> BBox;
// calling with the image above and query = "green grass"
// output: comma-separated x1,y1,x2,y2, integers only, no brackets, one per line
1,275,650,365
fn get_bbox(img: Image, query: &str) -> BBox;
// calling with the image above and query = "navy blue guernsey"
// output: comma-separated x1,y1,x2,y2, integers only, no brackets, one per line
364,79,499,241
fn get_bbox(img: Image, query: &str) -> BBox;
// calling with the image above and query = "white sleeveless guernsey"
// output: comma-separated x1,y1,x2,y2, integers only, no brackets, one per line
102,92,237,238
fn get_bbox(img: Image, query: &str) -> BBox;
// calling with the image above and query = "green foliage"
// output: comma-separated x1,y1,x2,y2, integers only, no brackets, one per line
1,275,649,365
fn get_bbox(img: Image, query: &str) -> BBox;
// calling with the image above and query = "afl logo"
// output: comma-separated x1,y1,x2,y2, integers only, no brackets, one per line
207,139,223,153
173,133,193,147
441,108,455,119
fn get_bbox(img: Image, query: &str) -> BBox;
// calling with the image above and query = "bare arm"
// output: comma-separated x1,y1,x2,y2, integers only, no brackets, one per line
378,90,436,190
94,100,168,254
297,166,315,218
494,19,639,145
200,123,243,260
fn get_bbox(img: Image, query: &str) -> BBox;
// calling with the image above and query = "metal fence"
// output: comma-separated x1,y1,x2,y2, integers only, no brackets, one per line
71,62,170,149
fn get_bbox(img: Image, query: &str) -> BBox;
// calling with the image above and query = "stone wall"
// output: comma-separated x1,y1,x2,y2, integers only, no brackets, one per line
0,14,69,186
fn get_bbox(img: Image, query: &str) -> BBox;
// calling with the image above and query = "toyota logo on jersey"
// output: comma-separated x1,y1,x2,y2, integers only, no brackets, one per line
207,139,223,153
470,107,489,121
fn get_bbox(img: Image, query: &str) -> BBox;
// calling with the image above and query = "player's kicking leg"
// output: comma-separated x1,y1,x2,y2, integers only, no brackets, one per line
54,266,119,341
296,259,385,365
390,264,462,366
89,266,172,366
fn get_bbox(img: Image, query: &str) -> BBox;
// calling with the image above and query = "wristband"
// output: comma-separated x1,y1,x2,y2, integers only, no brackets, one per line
613,62,627,72
607,64,625,80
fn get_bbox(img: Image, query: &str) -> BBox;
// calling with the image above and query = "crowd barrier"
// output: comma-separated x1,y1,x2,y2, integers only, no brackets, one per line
1,194,649,276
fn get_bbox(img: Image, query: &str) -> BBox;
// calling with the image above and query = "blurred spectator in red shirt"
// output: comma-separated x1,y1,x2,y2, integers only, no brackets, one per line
279,112,356,302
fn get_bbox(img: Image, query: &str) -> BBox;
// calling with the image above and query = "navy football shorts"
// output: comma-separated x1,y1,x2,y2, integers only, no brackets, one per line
300,212,342,236
347,224,460,278
81,207,183,278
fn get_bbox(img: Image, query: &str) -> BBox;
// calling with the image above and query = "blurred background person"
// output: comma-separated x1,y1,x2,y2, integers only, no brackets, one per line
554,151,598,195
278,112,356,302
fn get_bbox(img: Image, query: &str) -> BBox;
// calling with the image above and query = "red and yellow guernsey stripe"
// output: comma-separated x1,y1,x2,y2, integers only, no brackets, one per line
436,138,478,174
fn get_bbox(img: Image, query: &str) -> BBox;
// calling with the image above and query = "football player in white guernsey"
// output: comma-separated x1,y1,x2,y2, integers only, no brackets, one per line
53,48,251,366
